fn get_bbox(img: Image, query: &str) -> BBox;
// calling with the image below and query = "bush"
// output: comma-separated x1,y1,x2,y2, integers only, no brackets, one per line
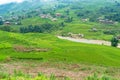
0,26,11,32
0,71,71,80
103,30,116,35
86,73,117,80
111,37,119,47
20,23,55,33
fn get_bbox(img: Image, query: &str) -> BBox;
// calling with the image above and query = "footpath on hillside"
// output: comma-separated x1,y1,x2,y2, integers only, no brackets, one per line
57,36,120,48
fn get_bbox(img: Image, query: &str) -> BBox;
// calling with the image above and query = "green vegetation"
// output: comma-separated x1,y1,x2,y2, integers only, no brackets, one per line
86,73,117,80
0,72,118,80
0,71,70,80
0,0,120,79
111,37,119,47
1,0,120,41
0,30,120,67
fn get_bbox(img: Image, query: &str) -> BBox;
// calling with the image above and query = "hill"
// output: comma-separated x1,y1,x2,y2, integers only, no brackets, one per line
1,0,120,41
0,30,120,67
0,0,120,79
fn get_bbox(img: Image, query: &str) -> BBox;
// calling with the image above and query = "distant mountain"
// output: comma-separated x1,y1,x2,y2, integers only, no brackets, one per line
0,2,16,14
0,0,42,15
0,0,58,15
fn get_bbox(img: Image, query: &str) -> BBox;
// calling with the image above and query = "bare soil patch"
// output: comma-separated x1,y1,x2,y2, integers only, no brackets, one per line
1,63,88,80
0,61,120,80
13,45,49,52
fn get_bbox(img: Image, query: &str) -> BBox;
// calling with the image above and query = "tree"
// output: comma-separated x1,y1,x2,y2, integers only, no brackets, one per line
20,27,27,33
34,25,44,33
0,26,11,32
0,20,3,25
111,37,119,47
65,9,70,15
64,17,73,23
41,23,53,32
28,25,34,32
59,22,65,27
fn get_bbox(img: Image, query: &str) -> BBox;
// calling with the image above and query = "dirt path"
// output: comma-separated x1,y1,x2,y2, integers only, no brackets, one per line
57,36,120,48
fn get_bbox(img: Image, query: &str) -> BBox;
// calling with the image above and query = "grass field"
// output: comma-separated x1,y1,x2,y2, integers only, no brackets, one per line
0,30,120,67
60,21,120,41
20,17,118,41
0,17,120,80
1,0,120,79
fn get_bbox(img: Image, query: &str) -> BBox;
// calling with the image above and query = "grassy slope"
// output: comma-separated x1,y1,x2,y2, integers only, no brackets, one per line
21,17,51,26
17,7,119,41
19,17,118,41
54,0,120,41
1,31,120,67
63,23,114,40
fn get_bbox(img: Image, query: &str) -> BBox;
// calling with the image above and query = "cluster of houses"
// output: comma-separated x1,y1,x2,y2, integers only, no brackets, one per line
40,13,62,22
81,17,118,25
0,16,21,26
97,17,118,24
98,19,115,24
2,21,21,26
0,12,62,26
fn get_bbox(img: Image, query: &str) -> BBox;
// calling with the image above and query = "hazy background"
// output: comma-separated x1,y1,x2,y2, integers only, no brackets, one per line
0,0,24,5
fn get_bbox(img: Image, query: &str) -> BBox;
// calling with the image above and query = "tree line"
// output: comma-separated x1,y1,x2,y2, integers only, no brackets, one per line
20,22,64,33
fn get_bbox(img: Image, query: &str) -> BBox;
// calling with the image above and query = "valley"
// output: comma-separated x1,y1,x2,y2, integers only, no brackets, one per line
0,0,120,80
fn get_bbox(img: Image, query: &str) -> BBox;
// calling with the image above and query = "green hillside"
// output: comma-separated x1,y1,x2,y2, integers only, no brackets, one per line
0,30,120,67
1,0,120,41
1,0,120,79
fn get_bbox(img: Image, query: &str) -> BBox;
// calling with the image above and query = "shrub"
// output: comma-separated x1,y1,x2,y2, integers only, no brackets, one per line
86,73,117,80
111,37,119,47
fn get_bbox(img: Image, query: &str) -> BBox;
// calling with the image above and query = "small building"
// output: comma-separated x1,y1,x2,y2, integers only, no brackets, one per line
90,28,98,32
55,13,62,17
52,18,57,21
40,14,47,18
99,19,115,24
40,14,52,19
117,36,120,39
4,21,10,25
81,18,89,22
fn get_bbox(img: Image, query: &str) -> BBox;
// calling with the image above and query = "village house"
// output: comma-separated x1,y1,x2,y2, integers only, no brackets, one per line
40,14,52,19
12,16,19,20
40,14,47,18
55,13,62,17
51,18,57,21
117,36,120,39
4,21,10,26
81,18,89,22
90,28,98,32
98,19,115,24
